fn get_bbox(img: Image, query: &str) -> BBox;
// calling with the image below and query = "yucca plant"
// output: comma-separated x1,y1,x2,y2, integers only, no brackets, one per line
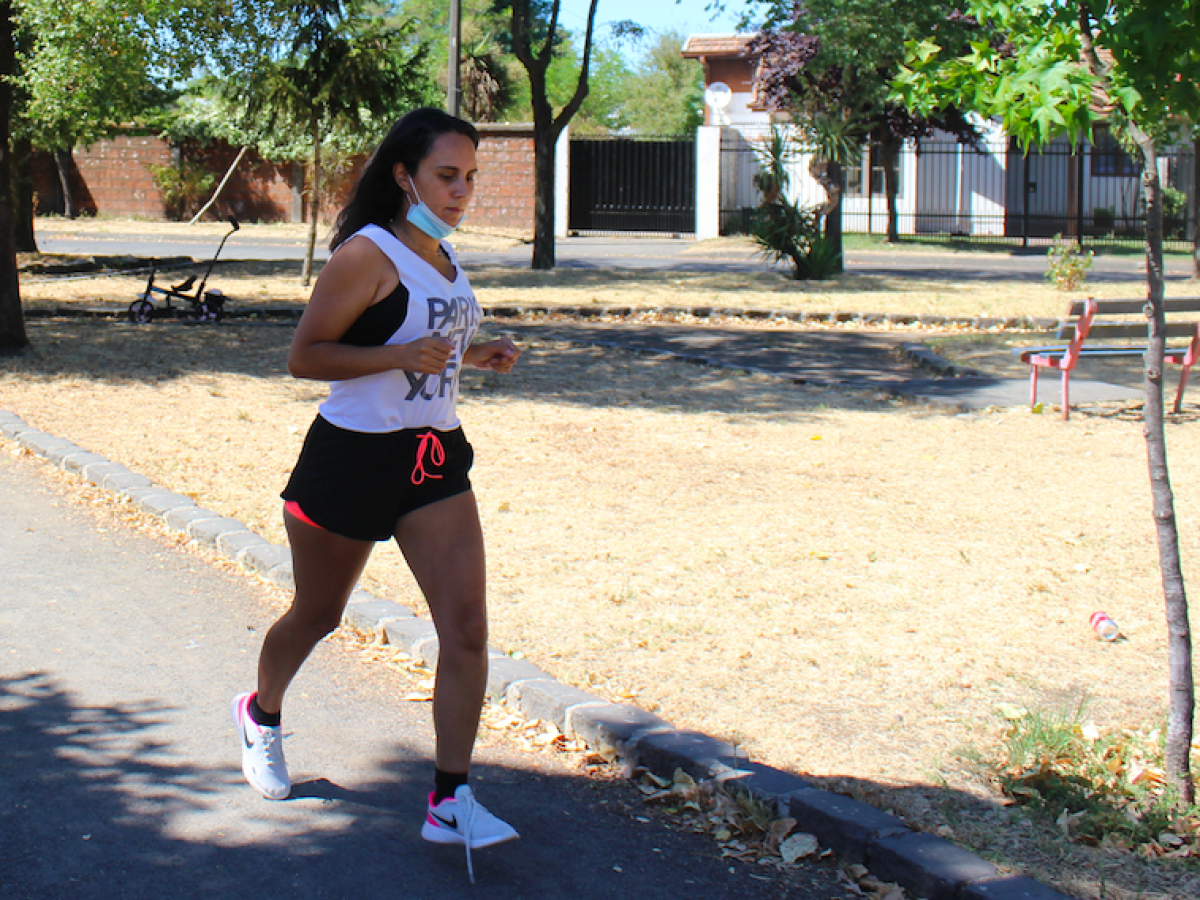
750,126,842,280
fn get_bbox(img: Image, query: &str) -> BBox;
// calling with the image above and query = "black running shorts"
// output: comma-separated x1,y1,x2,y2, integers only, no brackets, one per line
281,415,474,541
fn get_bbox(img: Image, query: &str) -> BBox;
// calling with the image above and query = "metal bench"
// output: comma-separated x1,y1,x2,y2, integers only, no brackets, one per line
1016,298,1200,420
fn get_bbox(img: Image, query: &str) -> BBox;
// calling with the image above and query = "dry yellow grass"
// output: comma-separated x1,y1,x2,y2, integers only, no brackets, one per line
5,220,1200,898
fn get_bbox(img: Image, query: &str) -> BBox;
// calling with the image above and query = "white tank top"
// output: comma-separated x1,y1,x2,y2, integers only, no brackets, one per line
318,224,482,433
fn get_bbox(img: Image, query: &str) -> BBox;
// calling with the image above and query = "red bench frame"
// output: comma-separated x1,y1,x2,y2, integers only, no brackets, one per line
1019,298,1200,420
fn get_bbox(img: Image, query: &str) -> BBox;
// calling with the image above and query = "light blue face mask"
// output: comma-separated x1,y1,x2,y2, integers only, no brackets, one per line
405,182,461,241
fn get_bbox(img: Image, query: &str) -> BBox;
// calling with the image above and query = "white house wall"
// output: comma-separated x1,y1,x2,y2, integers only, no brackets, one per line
693,117,1188,238
915,121,1007,236
719,124,851,222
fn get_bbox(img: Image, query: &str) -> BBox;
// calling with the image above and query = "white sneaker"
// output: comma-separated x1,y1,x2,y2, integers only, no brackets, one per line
230,692,290,800
421,785,519,882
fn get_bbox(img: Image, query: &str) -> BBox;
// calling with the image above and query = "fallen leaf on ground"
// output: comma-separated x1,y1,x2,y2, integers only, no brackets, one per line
780,832,819,864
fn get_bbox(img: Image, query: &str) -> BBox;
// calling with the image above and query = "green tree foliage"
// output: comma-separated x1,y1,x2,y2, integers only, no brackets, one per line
623,30,705,135
212,0,434,283
749,0,978,252
538,38,630,133
0,2,25,351
893,0,1199,806
14,0,183,218
398,0,521,121
15,0,177,149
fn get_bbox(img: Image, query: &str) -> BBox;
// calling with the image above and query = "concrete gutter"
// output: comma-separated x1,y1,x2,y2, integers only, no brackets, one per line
0,409,1077,900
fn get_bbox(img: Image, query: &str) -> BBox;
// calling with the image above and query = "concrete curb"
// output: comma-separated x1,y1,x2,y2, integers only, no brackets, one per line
0,409,1077,900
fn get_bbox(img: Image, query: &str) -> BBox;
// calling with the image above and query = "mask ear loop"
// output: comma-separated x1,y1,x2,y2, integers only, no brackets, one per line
394,164,418,214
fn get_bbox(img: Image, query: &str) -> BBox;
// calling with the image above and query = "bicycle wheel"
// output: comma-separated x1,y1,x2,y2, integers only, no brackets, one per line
202,290,225,322
128,298,155,324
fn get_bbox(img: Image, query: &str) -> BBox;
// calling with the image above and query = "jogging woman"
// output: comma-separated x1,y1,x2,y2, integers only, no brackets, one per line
231,108,520,875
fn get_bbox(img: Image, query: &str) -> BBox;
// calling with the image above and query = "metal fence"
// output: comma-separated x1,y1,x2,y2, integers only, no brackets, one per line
568,134,697,235
720,132,1196,251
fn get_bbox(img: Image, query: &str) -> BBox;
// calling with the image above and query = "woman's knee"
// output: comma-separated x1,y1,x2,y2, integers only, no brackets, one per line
436,607,488,658
282,598,345,642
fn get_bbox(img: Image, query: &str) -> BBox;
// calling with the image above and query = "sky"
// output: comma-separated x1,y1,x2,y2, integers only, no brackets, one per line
555,1,757,46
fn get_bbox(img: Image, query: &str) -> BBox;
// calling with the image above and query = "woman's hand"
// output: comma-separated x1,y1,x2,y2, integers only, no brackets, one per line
465,337,520,373
398,336,456,374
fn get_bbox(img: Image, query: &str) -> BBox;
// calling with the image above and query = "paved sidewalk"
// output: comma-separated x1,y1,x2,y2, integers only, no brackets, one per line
0,448,846,900
34,230,1199,284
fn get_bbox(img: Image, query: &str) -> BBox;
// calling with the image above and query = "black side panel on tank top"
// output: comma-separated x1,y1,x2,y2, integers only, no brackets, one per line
339,282,410,346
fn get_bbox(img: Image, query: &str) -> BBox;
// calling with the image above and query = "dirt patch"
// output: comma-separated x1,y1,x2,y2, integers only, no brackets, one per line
5,223,1200,899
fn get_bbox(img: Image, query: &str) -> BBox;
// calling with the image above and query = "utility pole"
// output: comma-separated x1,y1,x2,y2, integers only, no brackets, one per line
447,0,462,117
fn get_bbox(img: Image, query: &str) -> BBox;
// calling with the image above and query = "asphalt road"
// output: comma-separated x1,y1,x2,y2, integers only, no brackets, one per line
35,231,1198,283
0,449,848,900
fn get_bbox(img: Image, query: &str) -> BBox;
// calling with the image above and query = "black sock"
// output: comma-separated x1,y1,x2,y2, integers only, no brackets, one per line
433,769,469,805
248,694,281,727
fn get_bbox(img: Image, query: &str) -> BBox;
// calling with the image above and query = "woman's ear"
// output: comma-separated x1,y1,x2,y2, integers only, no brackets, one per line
393,162,413,197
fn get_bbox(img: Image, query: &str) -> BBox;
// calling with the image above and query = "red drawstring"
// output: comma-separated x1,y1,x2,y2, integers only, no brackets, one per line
411,431,445,485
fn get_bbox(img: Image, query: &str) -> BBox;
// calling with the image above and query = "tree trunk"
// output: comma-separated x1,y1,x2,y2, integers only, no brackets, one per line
510,0,598,271
1192,135,1199,279
13,137,36,253
53,148,75,220
881,138,901,244
0,1,27,352
1135,131,1195,806
824,160,844,275
301,116,320,287
531,120,556,270
1077,9,1194,806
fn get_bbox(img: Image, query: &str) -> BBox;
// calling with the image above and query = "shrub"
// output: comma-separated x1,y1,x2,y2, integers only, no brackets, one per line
149,158,216,221
1045,235,1093,291
750,126,842,281
751,200,843,281
1163,186,1188,239
984,700,1200,858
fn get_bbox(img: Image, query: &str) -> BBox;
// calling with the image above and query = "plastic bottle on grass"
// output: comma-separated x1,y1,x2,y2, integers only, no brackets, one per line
1090,611,1120,641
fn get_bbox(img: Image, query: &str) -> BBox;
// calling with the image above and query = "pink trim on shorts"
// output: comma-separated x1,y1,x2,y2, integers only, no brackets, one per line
284,499,326,531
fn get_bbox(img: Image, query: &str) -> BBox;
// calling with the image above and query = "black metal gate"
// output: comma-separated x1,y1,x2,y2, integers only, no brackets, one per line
569,135,696,235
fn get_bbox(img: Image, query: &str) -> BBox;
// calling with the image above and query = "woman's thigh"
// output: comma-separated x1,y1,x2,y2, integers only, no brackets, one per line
285,509,375,616
393,491,486,634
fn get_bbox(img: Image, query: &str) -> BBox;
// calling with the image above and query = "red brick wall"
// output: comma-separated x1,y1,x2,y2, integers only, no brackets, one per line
189,143,296,223
40,135,174,218
472,125,537,236
33,127,539,236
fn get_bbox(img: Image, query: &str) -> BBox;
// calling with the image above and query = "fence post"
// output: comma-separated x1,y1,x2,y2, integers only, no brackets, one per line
1022,151,1031,248
696,126,722,239
1076,140,1085,247
554,126,570,238
1190,138,1198,244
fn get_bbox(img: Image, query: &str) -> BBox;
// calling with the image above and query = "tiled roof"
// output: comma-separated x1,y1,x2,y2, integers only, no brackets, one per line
681,33,757,58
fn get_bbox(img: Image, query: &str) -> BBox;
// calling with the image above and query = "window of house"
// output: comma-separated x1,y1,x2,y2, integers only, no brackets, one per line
843,145,898,197
1091,126,1139,177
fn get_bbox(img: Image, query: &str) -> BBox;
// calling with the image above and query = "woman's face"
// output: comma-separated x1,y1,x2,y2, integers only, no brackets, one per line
396,131,478,227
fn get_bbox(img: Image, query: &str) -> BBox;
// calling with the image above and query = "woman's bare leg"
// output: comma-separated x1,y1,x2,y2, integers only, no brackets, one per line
256,510,375,715
394,491,488,773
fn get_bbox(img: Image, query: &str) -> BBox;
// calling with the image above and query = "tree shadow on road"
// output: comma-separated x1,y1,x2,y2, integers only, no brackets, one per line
0,671,851,900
